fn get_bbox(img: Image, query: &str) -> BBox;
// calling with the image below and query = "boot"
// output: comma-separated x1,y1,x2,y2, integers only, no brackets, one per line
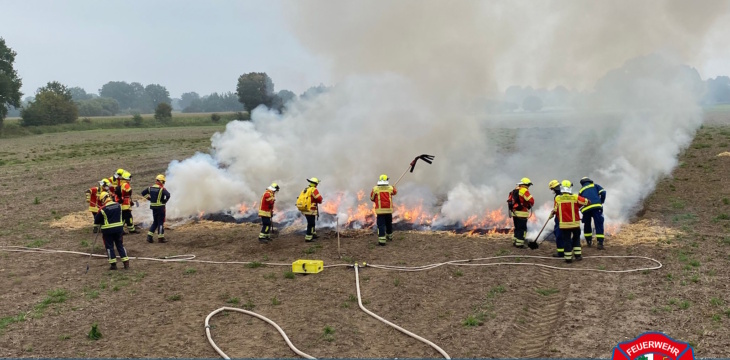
123,261,130,270
147,235,154,243
258,237,270,244
109,262,118,270
585,239,593,247
564,258,573,264
128,229,140,234
597,243,605,250
158,237,168,243
575,255,583,261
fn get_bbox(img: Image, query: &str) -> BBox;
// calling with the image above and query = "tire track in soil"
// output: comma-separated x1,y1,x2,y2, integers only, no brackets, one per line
495,265,571,358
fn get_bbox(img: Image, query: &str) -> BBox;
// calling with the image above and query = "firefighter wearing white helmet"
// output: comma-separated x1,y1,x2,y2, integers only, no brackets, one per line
296,177,323,242
141,174,171,243
258,182,280,244
371,174,398,246
552,180,591,263
506,177,535,248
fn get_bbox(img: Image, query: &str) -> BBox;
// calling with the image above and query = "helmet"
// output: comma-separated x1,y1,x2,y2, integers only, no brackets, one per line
548,179,560,190
122,171,131,180
377,174,389,185
267,182,280,192
156,174,166,183
580,177,593,185
114,168,125,179
99,191,112,204
560,179,573,194
517,177,533,186
99,178,111,187
307,177,320,186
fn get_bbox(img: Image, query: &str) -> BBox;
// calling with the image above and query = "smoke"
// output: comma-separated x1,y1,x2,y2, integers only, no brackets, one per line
164,1,728,232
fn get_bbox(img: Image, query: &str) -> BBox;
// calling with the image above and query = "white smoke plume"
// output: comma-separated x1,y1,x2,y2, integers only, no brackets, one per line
164,1,729,233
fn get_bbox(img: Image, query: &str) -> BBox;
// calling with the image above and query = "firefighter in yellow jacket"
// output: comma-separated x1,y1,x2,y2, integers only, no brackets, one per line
370,174,398,246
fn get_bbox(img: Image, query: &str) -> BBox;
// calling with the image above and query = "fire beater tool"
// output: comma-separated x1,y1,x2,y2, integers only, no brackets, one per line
527,216,551,250
393,154,435,187
85,228,101,274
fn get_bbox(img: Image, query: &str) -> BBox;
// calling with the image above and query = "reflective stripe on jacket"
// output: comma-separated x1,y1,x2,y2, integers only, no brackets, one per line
94,202,124,234
142,184,170,208
370,185,397,215
120,182,132,210
258,189,276,217
86,186,100,213
578,183,606,212
554,194,590,229
510,186,535,218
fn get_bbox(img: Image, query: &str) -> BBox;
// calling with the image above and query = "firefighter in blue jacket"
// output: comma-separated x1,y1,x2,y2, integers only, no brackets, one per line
94,192,129,270
578,177,607,250
141,174,171,244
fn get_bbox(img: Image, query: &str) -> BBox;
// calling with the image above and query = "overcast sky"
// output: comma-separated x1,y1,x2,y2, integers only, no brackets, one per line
2,0,730,99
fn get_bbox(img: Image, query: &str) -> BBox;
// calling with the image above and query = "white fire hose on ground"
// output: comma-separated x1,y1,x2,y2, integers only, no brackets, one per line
0,245,661,359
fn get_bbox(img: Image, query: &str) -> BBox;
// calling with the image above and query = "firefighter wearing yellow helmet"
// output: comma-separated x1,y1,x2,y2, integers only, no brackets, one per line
506,177,535,248
93,191,129,270
119,171,138,234
141,174,171,243
296,177,323,242
552,179,591,263
370,174,398,246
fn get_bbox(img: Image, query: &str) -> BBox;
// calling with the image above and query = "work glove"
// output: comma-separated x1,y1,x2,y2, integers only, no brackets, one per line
548,211,555,219
527,240,539,250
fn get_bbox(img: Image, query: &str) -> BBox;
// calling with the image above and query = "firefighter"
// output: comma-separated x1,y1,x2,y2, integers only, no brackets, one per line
108,168,125,202
370,174,398,246
141,174,170,243
258,182,279,244
579,177,607,250
300,177,323,242
94,192,129,270
551,180,591,263
548,179,563,257
119,171,138,234
85,179,111,233
507,178,535,248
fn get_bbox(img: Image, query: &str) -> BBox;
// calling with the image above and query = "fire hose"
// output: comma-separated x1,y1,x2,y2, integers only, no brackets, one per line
0,245,662,358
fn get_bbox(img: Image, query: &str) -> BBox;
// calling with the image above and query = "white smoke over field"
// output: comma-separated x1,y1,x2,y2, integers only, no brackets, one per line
165,1,729,233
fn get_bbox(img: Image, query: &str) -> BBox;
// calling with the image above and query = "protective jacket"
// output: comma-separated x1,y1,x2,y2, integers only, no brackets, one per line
94,202,124,235
301,187,323,216
258,189,276,217
554,194,590,229
141,184,170,208
370,185,398,215
120,181,133,210
508,185,535,218
578,180,606,213
85,186,101,213
108,177,124,202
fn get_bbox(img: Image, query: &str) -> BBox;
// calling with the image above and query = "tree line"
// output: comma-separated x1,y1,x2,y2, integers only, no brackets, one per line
0,37,313,128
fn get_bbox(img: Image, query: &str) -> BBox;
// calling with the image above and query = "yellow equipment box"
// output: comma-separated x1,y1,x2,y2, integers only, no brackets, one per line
292,259,324,274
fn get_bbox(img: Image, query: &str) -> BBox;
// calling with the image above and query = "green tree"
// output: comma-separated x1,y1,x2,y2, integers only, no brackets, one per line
144,84,171,111
236,72,274,112
77,97,120,116
69,86,93,101
99,81,136,110
0,37,23,128
154,102,172,122
21,81,78,126
179,91,200,109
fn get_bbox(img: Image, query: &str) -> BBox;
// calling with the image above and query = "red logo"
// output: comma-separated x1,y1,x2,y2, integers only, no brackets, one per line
612,332,694,360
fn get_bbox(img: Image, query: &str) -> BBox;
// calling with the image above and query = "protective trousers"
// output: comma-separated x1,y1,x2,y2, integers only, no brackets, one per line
560,227,581,261
122,209,135,232
582,208,604,245
554,219,563,255
305,215,316,241
376,214,393,245
103,233,128,264
512,217,527,247
260,216,272,239
148,207,165,239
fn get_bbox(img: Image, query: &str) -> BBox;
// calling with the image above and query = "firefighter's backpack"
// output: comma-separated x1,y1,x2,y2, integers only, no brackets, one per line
296,187,315,212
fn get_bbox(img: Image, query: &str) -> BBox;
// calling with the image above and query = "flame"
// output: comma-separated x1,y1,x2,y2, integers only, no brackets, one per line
198,211,205,218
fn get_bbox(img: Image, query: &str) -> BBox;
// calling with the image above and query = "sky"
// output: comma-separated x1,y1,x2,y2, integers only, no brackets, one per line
2,0,730,99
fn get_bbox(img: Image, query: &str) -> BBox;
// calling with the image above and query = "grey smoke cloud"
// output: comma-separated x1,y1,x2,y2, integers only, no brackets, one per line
164,1,727,233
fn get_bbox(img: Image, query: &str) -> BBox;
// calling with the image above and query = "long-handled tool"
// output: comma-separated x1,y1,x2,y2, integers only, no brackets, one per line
393,154,435,187
527,215,552,250
85,229,101,274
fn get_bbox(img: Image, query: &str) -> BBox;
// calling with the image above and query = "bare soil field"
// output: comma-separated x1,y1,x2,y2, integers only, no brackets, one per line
1,120,730,358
